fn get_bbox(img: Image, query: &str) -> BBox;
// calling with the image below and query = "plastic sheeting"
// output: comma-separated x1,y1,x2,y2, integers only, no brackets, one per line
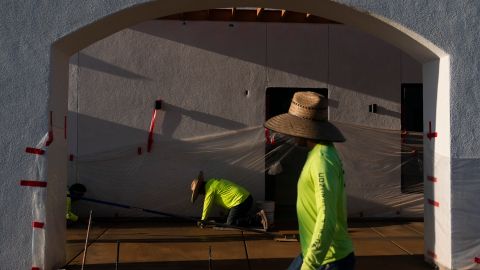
69,122,424,219
66,119,480,269
28,134,49,270
451,158,480,269
335,122,424,217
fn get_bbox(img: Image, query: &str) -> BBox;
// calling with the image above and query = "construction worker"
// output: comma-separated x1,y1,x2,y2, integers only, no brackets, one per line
265,91,355,270
191,171,268,230
66,183,86,224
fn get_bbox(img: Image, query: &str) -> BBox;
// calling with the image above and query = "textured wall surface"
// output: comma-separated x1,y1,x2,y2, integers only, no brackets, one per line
0,1,478,269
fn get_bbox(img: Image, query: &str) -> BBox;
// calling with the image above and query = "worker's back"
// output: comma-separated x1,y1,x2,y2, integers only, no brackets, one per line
205,178,250,209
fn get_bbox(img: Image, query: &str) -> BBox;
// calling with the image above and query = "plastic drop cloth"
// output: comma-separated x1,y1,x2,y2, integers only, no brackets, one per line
28,133,48,270
69,122,424,219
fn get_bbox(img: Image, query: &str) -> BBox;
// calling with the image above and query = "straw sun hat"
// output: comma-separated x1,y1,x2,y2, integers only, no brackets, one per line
190,171,205,203
265,91,345,142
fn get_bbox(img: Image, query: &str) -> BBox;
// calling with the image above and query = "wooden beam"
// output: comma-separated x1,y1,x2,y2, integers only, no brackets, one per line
157,8,341,24
235,9,258,21
259,9,282,22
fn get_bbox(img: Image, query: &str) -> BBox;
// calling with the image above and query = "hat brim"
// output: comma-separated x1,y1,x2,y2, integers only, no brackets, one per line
191,177,204,203
265,113,345,142
191,188,200,203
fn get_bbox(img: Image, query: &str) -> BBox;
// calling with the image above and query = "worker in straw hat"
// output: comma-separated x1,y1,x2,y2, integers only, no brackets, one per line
265,91,355,270
191,171,269,230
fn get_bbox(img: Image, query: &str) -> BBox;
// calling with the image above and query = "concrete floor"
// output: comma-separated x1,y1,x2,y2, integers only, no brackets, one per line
65,220,434,270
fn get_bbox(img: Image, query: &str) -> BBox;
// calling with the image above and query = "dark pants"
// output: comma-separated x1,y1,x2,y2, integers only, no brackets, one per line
226,195,260,227
287,252,355,270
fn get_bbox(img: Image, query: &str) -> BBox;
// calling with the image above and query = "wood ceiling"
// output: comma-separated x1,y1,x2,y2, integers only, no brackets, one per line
158,8,340,24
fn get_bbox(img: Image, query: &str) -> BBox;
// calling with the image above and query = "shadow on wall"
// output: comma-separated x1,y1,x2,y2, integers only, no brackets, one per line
161,103,247,138
77,53,151,80
130,21,418,103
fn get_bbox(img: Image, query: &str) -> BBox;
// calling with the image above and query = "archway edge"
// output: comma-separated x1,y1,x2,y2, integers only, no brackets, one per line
46,0,451,269
54,0,445,63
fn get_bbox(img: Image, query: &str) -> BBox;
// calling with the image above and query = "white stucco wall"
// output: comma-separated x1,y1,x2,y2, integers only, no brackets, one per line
1,1,477,269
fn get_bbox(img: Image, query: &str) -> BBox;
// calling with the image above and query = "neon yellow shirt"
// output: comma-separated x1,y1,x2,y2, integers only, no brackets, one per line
297,144,353,270
201,178,250,220
66,192,78,222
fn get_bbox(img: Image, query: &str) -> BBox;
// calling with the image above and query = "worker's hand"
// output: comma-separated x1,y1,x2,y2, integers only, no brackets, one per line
197,220,205,229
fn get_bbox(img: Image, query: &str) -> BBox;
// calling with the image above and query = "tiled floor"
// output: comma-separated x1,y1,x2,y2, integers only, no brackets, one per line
65,220,434,269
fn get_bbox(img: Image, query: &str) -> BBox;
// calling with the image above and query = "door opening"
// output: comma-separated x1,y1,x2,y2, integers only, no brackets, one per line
401,83,424,194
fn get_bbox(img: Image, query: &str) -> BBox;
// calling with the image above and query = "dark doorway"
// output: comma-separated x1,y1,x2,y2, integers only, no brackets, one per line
265,87,328,222
400,84,424,194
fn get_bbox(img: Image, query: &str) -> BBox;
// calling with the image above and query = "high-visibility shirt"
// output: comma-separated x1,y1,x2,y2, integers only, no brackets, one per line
297,143,354,270
66,192,78,222
201,178,250,220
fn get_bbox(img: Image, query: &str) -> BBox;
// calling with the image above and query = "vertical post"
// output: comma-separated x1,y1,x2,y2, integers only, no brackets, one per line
115,240,121,270
81,210,93,270
208,246,212,270
241,231,251,270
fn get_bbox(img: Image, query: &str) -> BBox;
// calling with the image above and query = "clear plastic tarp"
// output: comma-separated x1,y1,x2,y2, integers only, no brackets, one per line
68,122,424,219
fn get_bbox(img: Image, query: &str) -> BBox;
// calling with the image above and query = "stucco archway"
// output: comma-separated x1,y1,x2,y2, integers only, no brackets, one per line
45,1,449,269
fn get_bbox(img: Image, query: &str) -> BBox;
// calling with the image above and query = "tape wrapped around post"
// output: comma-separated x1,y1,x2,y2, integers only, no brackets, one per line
25,147,45,155
428,199,439,207
20,180,47,188
32,221,45,229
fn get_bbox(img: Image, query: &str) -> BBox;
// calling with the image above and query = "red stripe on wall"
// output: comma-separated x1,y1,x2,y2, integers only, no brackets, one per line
147,109,157,153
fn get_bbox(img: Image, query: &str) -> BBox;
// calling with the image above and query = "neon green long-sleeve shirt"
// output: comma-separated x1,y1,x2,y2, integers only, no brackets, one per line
297,143,353,270
66,192,78,222
201,178,250,220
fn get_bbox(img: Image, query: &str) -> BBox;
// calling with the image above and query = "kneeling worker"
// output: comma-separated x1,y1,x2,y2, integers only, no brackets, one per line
191,171,268,230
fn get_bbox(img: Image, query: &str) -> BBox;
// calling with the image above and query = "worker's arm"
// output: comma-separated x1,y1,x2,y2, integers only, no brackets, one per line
201,188,215,221
301,156,338,270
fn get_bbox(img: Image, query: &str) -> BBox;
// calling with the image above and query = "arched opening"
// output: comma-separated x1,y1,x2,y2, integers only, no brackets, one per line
45,1,449,269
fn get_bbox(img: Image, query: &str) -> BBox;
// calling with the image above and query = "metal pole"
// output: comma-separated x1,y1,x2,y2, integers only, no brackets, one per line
115,240,121,270
241,231,251,270
72,195,277,237
81,210,93,270
208,246,212,270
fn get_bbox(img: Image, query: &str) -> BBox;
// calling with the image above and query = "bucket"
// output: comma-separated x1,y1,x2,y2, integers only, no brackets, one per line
256,200,275,225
